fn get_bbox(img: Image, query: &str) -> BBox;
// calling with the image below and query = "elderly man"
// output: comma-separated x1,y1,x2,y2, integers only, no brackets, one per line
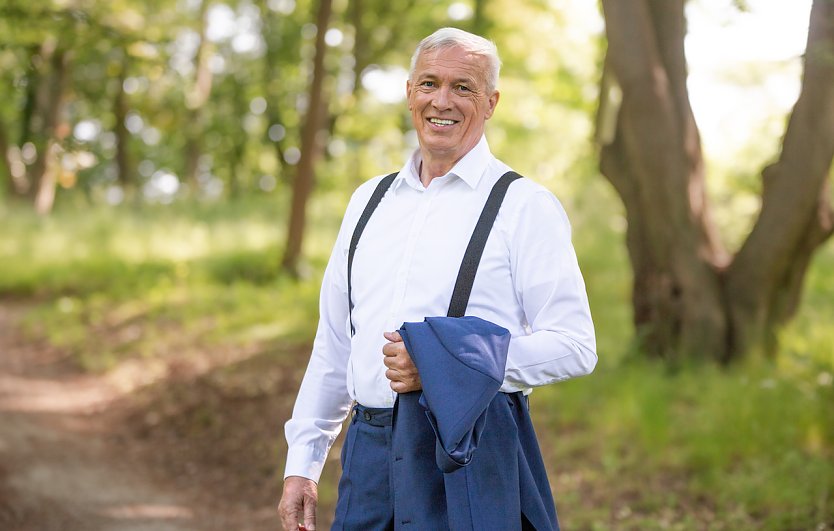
278,27,596,530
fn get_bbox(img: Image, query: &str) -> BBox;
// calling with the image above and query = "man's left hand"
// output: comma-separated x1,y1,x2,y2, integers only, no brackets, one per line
382,331,422,393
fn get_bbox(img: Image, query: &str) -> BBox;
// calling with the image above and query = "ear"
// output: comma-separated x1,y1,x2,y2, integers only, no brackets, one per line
484,90,500,119
406,80,413,110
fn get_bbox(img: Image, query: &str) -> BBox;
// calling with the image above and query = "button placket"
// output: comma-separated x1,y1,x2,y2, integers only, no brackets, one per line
386,186,438,324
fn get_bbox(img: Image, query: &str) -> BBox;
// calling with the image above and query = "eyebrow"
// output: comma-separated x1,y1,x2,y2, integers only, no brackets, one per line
417,72,478,86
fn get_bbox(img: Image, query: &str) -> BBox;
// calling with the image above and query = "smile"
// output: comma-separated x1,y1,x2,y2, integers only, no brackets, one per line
428,118,457,126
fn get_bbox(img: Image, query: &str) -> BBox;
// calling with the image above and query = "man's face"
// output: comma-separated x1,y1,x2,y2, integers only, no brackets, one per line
407,45,499,165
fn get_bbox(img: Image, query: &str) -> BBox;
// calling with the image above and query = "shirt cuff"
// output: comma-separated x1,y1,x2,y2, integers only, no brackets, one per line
284,444,328,483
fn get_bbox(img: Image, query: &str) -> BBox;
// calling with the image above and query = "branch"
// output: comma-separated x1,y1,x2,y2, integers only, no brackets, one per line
728,0,834,315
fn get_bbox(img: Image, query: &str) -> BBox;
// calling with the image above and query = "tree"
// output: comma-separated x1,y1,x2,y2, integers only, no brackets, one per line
182,0,215,191
28,41,70,215
112,48,136,194
597,0,834,361
281,0,333,276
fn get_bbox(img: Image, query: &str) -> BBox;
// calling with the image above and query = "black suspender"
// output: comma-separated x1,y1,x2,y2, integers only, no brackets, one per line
347,172,398,335
446,171,522,317
347,171,522,335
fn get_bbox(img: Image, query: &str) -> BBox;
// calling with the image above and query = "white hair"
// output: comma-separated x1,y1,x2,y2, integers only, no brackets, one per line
409,27,501,93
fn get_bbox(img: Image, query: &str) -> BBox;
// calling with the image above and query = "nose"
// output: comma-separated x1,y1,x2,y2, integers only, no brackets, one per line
431,86,452,111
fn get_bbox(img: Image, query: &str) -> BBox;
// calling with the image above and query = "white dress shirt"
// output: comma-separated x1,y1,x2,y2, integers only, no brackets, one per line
284,136,596,482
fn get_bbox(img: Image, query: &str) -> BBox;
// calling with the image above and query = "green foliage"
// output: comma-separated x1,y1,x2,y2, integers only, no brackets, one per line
0,197,327,370
534,359,833,529
1,0,606,206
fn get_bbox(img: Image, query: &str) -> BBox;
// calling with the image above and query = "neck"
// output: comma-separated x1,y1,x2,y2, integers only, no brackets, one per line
417,137,483,187
419,156,456,187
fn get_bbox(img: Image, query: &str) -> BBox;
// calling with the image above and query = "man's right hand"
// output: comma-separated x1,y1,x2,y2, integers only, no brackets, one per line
278,476,318,531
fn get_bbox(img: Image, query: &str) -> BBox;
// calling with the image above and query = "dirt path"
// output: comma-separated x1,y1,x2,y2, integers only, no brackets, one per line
0,303,278,531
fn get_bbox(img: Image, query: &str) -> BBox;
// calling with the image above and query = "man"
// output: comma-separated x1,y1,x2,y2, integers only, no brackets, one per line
278,27,596,530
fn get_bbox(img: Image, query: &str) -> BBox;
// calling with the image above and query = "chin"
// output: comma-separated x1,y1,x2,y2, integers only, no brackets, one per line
423,138,459,151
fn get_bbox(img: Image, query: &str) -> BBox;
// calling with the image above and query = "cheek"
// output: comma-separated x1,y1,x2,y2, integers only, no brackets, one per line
409,96,424,113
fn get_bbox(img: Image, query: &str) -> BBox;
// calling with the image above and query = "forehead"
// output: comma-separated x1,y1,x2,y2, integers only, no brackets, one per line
413,46,488,81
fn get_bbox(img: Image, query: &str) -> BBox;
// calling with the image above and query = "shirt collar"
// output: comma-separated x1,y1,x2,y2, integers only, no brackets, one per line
393,135,492,193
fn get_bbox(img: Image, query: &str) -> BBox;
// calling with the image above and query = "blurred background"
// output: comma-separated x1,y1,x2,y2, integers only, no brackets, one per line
1,0,832,529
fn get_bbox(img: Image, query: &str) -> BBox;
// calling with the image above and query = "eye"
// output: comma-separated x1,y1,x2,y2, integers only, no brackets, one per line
420,80,435,88
456,84,471,92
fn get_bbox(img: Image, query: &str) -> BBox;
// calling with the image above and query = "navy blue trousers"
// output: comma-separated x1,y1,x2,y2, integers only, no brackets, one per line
331,396,555,530
332,405,395,531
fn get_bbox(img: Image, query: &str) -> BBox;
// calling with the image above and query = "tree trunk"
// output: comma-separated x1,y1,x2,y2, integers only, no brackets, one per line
259,0,290,183
229,74,248,199
0,116,28,198
27,42,69,215
281,0,333,276
113,53,135,195
350,0,368,95
472,0,490,36
0,117,17,197
724,0,834,356
19,45,40,148
184,0,214,191
598,0,834,361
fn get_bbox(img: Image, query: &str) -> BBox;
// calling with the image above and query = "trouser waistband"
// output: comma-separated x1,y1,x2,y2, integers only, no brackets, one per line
353,392,529,428
352,403,394,427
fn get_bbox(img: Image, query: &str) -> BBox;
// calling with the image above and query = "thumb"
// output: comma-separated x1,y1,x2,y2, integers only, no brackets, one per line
383,330,403,342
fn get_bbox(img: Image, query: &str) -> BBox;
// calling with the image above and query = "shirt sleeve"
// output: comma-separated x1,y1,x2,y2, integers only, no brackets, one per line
501,189,597,391
283,198,358,482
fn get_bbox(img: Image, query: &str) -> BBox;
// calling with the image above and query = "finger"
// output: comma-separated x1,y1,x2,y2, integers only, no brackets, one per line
303,496,317,531
383,330,402,342
383,354,410,371
279,502,299,531
385,368,400,382
382,342,407,359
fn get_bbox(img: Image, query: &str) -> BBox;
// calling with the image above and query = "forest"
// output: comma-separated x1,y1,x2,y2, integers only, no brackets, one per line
1,0,833,529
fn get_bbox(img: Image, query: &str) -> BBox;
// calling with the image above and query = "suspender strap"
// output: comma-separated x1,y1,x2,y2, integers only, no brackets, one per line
348,172,398,335
347,170,522,333
447,171,522,318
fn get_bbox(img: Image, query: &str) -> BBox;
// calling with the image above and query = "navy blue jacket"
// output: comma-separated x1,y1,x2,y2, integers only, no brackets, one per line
393,316,559,531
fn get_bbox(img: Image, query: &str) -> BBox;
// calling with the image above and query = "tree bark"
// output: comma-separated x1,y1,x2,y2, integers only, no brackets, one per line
600,0,727,361
113,53,135,195
19,45,40,148
281,0,333,276
184,0,214,191
350,0,368,95
725,0,834,356
27,42,69,215
0,117,16,197
598,0,834,361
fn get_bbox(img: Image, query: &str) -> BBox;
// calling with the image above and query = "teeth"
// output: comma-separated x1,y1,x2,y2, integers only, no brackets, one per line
429,118,455,125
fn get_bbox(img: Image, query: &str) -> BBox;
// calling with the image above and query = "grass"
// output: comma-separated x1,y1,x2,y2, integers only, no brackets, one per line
1,195,332,370
535,359,833,529
2,190,833,528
